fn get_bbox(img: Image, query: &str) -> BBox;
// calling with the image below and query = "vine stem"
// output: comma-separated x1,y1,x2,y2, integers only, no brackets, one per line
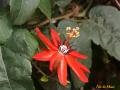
36,0,93,27
77,0,93,17
32,62,61,83
32,62,47,76
27,0,93,28
115,0,120,9
38,12,74,27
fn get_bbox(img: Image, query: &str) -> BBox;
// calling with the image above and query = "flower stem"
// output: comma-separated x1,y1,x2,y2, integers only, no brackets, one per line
64,36,72,46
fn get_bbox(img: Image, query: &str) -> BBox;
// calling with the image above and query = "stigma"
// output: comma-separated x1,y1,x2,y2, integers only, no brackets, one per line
59,45,70,54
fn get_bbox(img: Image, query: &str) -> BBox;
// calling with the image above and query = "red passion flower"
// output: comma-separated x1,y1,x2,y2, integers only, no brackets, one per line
33,27,90,86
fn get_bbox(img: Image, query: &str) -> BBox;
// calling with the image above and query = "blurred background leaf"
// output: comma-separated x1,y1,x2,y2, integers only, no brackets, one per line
1,46,34,90
0,29,38,90
84,6,120,61
5,29,38,58
38,0,52,19
0,0,9,9
0,47,12,90
10,0,40,25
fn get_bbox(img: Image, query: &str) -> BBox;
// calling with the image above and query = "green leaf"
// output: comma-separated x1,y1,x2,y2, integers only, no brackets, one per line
5,29,38,58
1,46,35,90
55,0,72,8
57,20,92,89
38,0,51,19
0,47,12,90
10,0,40,25
0,29,38,90
0,12,13,44
87,6,120,61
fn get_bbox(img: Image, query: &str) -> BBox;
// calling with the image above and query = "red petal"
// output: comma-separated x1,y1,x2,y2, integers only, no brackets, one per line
49,52,64,71
32,50,55,61
57,58,67,86
65,55,88,83
50,28,62,47
78,62,90,73
49,52,58,71
35,27,57,50
69,50,88,59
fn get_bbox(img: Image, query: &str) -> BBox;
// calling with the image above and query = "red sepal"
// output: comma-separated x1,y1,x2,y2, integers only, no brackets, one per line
35,27,57,50
65,55,88,83
69,50,88,59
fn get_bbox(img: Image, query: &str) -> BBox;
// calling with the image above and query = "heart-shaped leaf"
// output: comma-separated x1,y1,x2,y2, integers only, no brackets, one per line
86,6,120,61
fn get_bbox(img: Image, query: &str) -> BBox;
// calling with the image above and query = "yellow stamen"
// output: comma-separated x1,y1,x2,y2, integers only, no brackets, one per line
66,26,80,38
